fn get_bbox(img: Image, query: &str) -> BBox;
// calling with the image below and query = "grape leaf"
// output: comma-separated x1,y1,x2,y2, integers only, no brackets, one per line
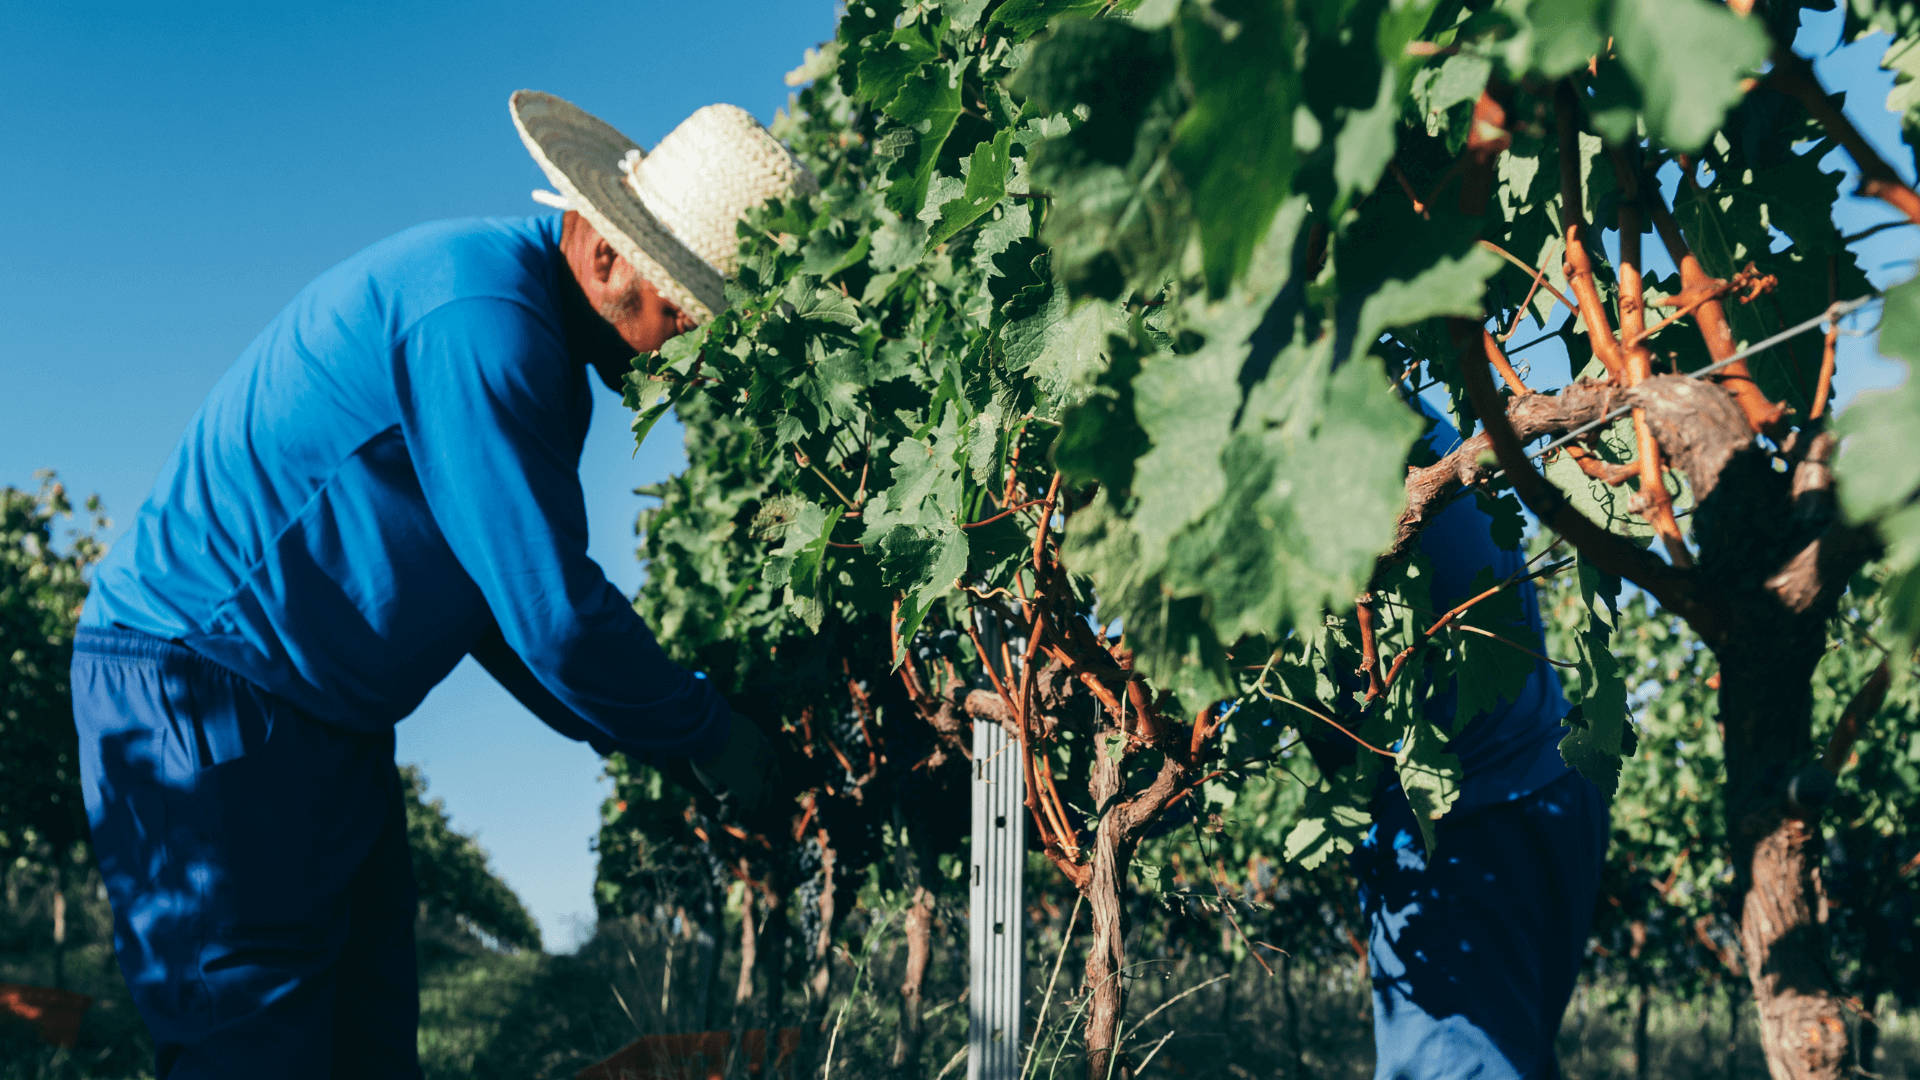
1838,274,1920,525
880,62,966,216
1052,335,1149,493
991,0,1105,41
762,503,845,632
1284,764,1377,869
1170,0,1303,296
926,128,1014,248
1452,568,1541,725
1558,628,1631,799
1523,0,1606,81
857,21,942,107
880,526,971,662
1395,716,1464,855
1609,0,1771,152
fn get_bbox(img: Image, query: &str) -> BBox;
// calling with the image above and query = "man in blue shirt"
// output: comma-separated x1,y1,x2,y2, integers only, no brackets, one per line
70,93,809,1078
1351,409,1608,1080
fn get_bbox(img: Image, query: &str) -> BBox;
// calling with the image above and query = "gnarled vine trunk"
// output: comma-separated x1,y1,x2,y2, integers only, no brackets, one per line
1462,310,1879,1080
1720,639,1847,1080
891,886,935,1078
1082,739,1132,1080
725,886,759,1080
1696,422,1855,1080
800,845,837,1073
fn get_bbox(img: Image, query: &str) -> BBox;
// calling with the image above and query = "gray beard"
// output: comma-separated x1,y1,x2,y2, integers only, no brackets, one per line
597,282,644,325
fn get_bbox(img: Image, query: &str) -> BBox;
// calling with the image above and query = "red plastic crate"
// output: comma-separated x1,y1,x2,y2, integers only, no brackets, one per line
576,1028,801,1080
0,984,94,1048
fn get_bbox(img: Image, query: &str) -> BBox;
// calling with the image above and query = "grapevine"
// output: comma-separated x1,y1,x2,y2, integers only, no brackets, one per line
599,2,1920,1076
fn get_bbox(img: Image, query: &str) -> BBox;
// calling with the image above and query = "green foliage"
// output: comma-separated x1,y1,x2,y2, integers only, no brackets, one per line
1838,274,1920,645
1844,0,1920,166
604,0,1909,890
0,474,105,875
591,3,1920,1069
402,766,542,953
1545,563,1920,1012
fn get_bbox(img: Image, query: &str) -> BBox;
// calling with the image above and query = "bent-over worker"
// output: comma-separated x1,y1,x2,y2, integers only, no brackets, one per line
70,93,796,1078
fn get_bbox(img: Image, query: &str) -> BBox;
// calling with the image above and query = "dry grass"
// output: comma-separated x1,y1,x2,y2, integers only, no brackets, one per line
3,883,1918,1080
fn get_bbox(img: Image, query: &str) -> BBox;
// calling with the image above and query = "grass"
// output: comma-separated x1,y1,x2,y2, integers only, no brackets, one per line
4,877,1919,1079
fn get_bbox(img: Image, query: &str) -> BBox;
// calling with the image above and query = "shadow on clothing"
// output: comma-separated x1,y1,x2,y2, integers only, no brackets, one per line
71,626,422,1080
1353,771,1607,1080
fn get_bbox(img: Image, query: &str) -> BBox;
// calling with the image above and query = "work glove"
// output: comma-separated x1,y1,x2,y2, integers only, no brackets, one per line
668,711,785,834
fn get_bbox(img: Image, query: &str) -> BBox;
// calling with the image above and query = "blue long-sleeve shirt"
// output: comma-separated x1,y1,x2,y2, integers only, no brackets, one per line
1414,407,1573,811
83,215,728,760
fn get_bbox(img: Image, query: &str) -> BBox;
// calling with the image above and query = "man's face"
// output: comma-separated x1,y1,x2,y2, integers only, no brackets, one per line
561,212,699,391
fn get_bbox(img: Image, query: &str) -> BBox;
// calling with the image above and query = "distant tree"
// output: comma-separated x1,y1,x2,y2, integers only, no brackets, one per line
402,765,542,954
0,473,104,878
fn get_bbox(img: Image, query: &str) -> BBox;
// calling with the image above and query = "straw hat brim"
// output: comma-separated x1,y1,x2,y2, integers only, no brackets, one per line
510,90,727,324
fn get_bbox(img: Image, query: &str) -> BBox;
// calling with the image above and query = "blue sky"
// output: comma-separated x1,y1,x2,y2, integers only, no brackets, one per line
1,3,1913,952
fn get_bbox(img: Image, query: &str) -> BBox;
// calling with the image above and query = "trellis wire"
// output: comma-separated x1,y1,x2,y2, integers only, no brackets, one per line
1516,293,1880,468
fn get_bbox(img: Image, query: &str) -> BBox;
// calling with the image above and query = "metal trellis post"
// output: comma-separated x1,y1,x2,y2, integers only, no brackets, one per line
969,716,1025,1080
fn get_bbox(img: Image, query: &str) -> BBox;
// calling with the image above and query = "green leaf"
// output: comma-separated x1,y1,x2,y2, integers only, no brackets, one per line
1452,568,1541,724
1608,0,1771,152
861,413,967,542
1132,860,1168,897
880,62,965,217
1558,629,1631,799
1032,302,1122,409
802,228,873,279
784,276,864,327
869,207,933,272
834,0,908,96
1584,57,1644,145
1052,334,1150,493
789,505,845,598
1170,349,1424,645
1343,223,1503,368
1124,347,1240,566
926,128,1015,248
1019,19,1187,298
629,386,680,452
1423,54,1494,119
1838,275,1920,525
991,0,1106,41
1886,33,1920,162
1118,0,1179,29
940,0,992,32
1334,67,1401,208
856,20,942,107
880,526,971,662
1523,0,1605,80
1395,717,1464,855
761,502,845,633
1476,491,1527,552
1839,275,1920,642
1171,0,1302,296
1284,766,1377,869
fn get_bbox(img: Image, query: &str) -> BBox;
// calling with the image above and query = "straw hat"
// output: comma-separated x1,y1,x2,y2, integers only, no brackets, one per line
510,90,817,324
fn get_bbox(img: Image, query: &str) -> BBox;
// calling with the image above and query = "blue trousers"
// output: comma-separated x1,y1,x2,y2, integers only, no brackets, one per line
1353,770,1607,1080
71,627,422,1079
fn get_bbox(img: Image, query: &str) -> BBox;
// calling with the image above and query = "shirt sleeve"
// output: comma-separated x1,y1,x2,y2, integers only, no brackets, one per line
397,296,728,759
469,611,619,757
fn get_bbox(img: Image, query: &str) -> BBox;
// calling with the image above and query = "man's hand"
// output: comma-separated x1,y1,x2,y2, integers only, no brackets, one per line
676,712,785,833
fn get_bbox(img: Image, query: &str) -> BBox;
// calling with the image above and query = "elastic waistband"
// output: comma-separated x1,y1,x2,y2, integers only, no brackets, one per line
75,625,216,668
